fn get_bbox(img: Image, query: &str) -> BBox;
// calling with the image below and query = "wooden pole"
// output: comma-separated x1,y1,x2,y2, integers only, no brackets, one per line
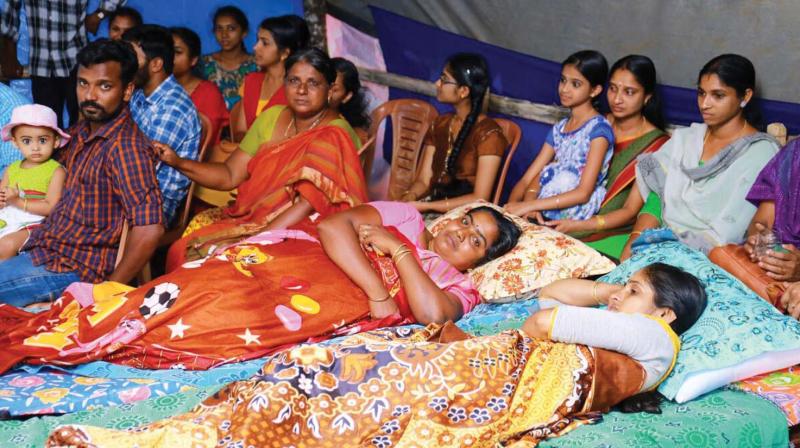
356,66,568,124
303,0,328,52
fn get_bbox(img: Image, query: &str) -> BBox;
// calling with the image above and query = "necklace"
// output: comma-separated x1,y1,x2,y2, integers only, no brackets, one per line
612,115,646,141
284,108,328,137
701,119,747,160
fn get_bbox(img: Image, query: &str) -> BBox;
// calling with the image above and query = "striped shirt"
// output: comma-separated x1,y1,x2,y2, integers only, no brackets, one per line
0,83,29,175
130,75,200,226
0,0,125,78
23,107,163,282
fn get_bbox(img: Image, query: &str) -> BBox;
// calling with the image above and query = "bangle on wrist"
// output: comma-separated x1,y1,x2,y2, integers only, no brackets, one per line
596,215,606,231
630,231,642,238
391,244,407,260
393,250,412,265
368,294,391,303
592,281,601,305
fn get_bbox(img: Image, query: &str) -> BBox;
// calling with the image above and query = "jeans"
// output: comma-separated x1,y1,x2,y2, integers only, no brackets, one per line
0,252,80,307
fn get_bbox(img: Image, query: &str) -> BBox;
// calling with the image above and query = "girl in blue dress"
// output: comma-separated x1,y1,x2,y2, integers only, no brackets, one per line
507,50,614,222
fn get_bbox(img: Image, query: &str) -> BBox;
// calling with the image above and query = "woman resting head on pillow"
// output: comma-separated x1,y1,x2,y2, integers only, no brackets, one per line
524,262,707,405
320,202,522,324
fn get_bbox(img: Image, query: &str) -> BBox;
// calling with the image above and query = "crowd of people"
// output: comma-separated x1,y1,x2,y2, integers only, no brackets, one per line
0,2,797,444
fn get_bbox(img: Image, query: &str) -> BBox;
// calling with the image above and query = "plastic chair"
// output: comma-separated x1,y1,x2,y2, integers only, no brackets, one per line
492,118,523,204
228,100,248,143
366,99,438,200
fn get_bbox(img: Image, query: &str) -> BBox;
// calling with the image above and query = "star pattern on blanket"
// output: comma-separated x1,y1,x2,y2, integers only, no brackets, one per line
167,319,191,339
237,328,261,345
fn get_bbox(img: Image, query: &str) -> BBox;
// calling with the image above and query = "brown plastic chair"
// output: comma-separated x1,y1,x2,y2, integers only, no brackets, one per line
366,99,438,200
137,113,215,283
228,100,248,143
492,118,523,204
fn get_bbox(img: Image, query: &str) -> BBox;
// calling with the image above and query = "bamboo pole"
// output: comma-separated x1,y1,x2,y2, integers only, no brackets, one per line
356,66,568,124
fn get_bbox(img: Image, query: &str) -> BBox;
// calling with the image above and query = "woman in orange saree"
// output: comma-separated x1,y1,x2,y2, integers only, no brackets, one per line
0,202,521,374
157,48,367,270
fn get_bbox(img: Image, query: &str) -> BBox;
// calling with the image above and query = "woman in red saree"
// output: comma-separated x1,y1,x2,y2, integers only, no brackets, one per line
157,48,366,270
0,202,521,374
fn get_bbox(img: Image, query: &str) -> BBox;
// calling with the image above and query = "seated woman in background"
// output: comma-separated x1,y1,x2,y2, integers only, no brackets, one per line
239,15,309,128
506,50,613,222
171,27,228,147
544,55,669,260
622,54,779,259
330,57,372,136
743,138,800,282
0,201,521,374
401,53,507,216
200,5,258,109
158,48,366,270
193,55,369,210
46,262,705,448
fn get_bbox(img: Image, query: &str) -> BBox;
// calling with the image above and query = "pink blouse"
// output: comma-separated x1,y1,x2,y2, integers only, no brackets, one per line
369,201,482,314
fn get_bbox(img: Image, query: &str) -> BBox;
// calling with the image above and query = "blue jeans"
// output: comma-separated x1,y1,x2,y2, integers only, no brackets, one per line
0,252,80,307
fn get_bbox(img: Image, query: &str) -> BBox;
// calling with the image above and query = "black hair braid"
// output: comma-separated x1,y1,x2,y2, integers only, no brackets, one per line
445,87,485,178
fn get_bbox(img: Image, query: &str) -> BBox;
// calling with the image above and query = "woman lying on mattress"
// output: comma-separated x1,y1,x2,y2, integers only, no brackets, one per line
45,263,707,448
0,201,521,373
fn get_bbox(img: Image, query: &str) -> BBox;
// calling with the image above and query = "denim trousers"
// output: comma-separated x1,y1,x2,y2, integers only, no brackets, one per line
0,252,80,307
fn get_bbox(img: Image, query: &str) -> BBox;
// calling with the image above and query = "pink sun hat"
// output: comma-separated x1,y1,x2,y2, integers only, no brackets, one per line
1,104,71,147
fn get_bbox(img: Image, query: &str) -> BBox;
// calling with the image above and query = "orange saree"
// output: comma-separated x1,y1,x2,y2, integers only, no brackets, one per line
166,125,368,270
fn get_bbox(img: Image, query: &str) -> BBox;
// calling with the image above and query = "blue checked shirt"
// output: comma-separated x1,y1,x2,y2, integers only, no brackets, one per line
0,83,30,175
130,75,200,226
0,0,125,78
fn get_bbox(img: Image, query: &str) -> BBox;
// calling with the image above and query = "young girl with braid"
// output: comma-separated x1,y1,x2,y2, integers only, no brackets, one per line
506,50,614,223
402,53,508,217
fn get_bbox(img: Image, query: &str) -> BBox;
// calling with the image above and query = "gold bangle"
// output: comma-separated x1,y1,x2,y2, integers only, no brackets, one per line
23,198,27,212
555,197,561,208
527,188,539,194
368,294,392,303
394,251,412,266
592,281,601,305
391,244,408,260
596,215,606,231
445,198,450,210
630,231,642,238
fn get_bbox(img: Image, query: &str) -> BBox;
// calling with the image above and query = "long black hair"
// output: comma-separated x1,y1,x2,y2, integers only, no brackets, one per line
610,55,666,130
468,206,522,266
259,15,310,58
562,50,608,110
443,53,491,179
331,57,370,129
285,47,335,84
616,262,707,414
213,5,249,52
698,54,762,130
170,27,201,61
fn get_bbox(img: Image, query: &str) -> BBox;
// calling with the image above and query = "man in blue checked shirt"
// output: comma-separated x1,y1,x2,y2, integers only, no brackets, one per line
0,82,30,176
123,24,200,227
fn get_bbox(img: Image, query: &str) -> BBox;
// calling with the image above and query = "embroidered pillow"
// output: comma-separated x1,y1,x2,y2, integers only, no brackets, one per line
606,231,800,402
427,202,616,302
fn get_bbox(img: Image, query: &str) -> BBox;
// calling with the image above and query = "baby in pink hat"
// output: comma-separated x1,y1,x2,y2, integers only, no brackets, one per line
0,104,68,259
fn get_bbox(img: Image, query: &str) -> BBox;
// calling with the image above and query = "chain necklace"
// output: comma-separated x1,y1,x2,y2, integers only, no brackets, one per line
284,107,328,137
612,115,646,141
701,119,747,161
